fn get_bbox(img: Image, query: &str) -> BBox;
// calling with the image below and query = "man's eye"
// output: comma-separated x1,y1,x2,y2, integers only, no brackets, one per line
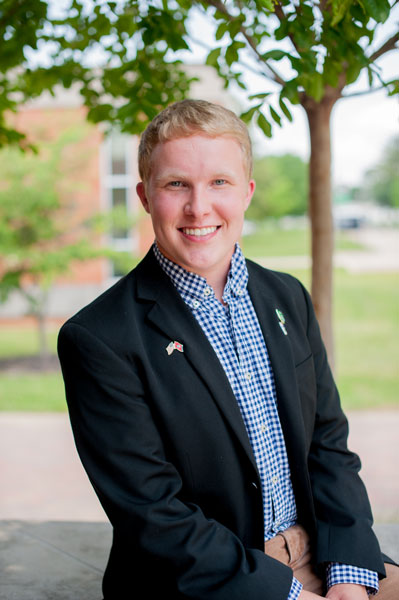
214,179,226,185
169,181,183,187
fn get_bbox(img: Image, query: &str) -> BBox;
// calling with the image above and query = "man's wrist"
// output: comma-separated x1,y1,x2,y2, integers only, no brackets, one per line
326,563,378,596
286,576,303,600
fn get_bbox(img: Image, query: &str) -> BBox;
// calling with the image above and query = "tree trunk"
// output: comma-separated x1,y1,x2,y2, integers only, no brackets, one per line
26,285,50,368
37,307,49,368
303,95,338,370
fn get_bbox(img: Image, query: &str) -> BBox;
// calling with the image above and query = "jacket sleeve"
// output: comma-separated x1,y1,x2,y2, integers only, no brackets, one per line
299,282,385,577
58,320,293,600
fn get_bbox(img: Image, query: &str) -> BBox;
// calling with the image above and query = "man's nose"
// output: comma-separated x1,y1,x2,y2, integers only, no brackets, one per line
184,187,211,217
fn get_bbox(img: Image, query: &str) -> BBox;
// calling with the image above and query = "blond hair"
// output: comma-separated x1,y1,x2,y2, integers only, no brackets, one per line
138,99,252,183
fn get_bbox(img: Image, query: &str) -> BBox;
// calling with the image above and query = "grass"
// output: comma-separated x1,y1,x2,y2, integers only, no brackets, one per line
334,270,399,410
0,328,58,358
0,373,66,411
241,222,364,258
0,324,66,411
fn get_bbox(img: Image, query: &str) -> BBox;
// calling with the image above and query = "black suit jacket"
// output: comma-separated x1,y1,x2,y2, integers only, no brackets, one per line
58,250,386,600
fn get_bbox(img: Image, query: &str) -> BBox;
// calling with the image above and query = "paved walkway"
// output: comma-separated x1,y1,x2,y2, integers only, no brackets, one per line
1,411,398,598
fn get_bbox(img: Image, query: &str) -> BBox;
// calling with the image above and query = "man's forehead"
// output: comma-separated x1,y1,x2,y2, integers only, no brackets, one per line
150,134,246,174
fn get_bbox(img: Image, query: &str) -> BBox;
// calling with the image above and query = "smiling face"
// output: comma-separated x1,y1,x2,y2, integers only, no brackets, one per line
136,134,255,295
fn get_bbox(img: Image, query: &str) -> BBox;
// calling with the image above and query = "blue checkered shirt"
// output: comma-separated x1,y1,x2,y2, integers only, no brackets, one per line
153,243,378,598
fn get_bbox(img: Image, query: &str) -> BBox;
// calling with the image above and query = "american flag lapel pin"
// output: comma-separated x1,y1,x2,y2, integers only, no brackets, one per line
275,308,288,336
166,340,184,355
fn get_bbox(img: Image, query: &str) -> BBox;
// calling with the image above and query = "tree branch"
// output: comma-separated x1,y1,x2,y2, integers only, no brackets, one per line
199,0,286,86
368,32,399,63
274,1,301,55
341,84,391,98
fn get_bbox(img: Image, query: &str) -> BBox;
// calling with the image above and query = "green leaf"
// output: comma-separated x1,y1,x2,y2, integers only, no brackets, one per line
357,0,390,23
256,0,274,11
248,92,272,100
227,19,243,39
305,73,324,102
270,106,282,127
225,42,241,66
386,79,399,96
283,81,301,105
279,97,293,122
262,49,286,61
345,61,362,85
323,58,340,88
331,0,353,27
206,46,221,66
257,112,272,137
275,19,289,41
215,21,228,41
240,103,262,124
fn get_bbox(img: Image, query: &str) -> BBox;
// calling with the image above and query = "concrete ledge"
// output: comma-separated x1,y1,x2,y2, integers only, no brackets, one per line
0,521,111,600
1,521,397,600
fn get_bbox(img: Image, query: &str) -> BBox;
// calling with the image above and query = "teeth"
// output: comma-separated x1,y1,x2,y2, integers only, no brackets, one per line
182,227,217,236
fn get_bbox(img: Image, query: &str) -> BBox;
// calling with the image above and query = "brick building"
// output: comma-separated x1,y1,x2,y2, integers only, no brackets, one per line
0,66,235,325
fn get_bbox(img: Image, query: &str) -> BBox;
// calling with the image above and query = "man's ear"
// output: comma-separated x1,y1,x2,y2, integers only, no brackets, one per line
244,179,256,211
136,182,150,213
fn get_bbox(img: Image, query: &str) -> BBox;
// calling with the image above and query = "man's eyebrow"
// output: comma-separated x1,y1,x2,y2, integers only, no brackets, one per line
154,170,237,183
153,172,187,184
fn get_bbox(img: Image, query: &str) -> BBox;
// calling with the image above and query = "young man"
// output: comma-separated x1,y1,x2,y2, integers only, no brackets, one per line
58,100,397,600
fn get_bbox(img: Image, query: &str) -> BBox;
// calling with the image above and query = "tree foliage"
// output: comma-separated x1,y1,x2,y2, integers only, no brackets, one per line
247,154,308,220
1,1,397,147
0,124,106,357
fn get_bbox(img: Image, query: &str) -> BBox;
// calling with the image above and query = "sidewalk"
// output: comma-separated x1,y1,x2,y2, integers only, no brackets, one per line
1,411,398,599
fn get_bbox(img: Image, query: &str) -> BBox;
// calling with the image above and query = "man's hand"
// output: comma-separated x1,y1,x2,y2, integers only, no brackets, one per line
298,583,368,599
298,591,324,599
325,583,368,599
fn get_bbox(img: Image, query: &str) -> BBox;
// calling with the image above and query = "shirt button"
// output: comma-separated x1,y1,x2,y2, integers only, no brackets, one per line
204,287,211,297
193,300,200,309
272,475,279,485
237,289,243,296
260,424,267,432
245,371,252,381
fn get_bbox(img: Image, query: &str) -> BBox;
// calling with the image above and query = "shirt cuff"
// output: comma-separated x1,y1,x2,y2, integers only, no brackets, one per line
326,562,379,595
286,576,303,600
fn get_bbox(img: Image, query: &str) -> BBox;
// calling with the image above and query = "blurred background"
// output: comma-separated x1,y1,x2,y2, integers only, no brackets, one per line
0,0,398,528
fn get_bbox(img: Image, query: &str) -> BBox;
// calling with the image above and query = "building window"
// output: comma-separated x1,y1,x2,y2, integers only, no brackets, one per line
101,130,138,279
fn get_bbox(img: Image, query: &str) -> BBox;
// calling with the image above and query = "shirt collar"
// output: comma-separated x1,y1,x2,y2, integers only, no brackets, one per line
153,242,248,304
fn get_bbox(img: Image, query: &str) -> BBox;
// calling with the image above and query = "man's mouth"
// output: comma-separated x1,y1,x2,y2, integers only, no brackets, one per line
180,226,218,237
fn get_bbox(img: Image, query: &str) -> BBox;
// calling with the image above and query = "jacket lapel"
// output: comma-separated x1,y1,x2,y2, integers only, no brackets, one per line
135,251,259,475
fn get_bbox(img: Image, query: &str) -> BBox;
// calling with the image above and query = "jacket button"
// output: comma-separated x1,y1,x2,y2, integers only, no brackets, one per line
251,481,258,489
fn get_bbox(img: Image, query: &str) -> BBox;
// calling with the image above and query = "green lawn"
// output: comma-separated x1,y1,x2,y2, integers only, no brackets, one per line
0,325,66,411
0,328,58,358
334,271,399,410
0,373,66,411
241,223,363,257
